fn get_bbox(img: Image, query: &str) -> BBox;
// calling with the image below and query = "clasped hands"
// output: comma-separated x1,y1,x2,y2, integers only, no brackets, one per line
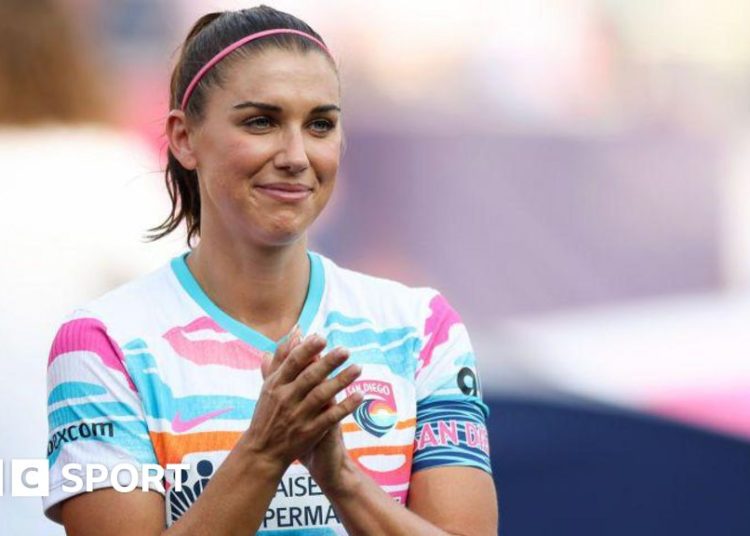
244,325,363,495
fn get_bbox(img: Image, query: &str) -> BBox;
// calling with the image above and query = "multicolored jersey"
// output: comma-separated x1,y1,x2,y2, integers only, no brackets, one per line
43,252,491,533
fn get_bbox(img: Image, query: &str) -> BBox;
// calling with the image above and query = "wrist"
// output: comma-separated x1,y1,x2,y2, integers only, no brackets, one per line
317,455,362,501
232,438,288,483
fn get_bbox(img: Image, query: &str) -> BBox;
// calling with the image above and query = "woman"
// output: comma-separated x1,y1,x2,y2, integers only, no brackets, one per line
44,6,498,535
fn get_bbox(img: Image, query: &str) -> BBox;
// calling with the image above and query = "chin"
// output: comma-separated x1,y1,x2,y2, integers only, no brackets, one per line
269,212,317,241
253,224,307,248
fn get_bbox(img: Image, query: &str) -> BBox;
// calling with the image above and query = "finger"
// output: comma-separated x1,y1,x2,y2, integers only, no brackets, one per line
298,362,362,412
277,333,328,383
269,324,301,376
309,391,364,432
291,347,351,397
261,351,273,379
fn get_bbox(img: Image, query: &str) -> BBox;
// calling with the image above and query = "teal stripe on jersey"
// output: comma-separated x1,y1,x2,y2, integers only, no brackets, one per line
123,338,148,351
324,326,416,348
48,382,107,405
258,528,338,535
413,450,490,471
48,401,139,430
418,394,490,418
123,349,256,423
323,311,371,328
453,352,476,368
334,341,420,380
299,252,325,333
322,311,421,379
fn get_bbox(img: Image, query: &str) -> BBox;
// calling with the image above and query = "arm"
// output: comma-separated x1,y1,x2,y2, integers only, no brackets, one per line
310,292,498,535
55,326,362,535
60,438,284,536
59,443,501,536
407,466,498,535
317,456,497,536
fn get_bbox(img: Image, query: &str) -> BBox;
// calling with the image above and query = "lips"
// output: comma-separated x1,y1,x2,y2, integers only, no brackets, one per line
254,182,313,202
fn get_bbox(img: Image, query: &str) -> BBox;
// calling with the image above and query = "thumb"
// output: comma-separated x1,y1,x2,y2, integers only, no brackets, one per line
263,324,301,380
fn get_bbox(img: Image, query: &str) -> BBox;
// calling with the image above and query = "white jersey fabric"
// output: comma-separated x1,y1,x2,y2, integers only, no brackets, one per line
44,251,491,534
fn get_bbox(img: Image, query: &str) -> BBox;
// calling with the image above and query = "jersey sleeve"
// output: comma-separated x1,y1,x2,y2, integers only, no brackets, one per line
412,293,491,474
43,311,161,523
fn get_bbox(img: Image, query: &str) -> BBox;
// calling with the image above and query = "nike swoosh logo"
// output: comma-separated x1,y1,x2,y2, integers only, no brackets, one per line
171,408,233,432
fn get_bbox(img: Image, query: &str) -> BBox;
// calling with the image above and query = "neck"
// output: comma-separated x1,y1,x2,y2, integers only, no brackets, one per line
186,234,311,342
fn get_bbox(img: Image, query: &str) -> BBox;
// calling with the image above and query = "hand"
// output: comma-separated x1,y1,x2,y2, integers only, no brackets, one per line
299,415,359,497
244,326,363,475
297,347,361,495
271,336,360,495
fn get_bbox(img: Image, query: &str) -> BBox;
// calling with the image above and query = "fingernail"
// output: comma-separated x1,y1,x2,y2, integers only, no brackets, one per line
308,333,324,345
290,328,303,349
331,347,349,361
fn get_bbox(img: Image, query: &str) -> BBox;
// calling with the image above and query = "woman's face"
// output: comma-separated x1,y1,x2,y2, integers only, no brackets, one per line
186,47,341,248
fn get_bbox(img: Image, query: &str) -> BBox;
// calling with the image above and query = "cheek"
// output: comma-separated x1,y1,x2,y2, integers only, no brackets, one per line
203,140,269,192
224,138,271,175
312,141,341,183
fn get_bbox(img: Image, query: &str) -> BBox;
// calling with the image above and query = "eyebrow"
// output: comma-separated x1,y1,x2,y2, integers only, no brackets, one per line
231,100,341,114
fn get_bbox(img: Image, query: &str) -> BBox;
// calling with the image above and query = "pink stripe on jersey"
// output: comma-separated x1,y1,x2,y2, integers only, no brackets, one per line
48,317,137,392
418,295,461,377
163,316,264,370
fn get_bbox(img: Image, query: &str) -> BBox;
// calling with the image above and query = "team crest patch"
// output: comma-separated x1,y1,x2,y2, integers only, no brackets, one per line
347,380,398,437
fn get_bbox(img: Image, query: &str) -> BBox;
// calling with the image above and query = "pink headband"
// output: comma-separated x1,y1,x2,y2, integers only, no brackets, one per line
180,28,333,110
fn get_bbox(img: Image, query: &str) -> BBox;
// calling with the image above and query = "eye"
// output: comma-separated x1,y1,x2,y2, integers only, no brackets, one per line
243,116,274,130
309,118,335,134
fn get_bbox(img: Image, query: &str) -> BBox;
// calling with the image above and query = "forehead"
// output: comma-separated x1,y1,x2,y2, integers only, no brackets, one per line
213,48,339,108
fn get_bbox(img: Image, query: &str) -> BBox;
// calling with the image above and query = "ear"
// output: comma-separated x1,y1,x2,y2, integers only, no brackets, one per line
166,109,198,170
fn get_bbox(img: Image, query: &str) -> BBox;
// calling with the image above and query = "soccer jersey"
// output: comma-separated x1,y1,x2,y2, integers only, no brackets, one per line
43,251,491,533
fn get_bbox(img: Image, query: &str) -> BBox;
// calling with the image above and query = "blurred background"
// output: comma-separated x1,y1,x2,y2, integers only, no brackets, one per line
1,0,749,534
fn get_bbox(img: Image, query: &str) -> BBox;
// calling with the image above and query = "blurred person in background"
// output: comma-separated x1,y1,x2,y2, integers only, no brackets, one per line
42,5,497,535
0,0,177,533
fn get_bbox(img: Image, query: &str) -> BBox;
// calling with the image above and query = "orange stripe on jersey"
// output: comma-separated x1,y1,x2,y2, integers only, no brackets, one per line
341,418,416,434
347,444,414,459
151,428,416,468
150,431,242,466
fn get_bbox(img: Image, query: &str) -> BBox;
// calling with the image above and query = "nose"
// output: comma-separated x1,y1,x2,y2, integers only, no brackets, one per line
273,127,310,175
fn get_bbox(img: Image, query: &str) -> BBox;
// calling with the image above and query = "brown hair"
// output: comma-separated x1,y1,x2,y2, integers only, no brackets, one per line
148,5,335,245
0,0,106,125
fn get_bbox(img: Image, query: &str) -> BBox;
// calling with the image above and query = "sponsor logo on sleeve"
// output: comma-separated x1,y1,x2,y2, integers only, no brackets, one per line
457,367,479,397
47,422,114,457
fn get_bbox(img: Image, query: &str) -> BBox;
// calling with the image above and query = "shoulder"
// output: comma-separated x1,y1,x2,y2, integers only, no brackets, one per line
47,261,181,389
55,259,179,340
91,262,175,314
316,252,443,325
